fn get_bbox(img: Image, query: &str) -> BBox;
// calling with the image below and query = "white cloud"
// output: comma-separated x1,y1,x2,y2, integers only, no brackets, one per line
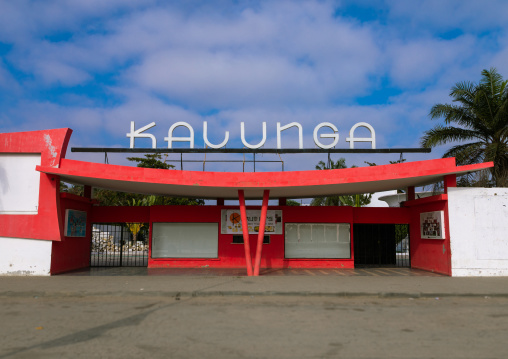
35,61,91,86
129,50,323,108
110,2,382,108
386,36,476,88
0,59,21,92
0,0,153,42
385,0,508,32
490,34,508,75
2,1,382,103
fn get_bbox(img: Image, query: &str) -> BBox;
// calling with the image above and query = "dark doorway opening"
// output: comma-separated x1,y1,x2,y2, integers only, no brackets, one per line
91,223,149,267
353,224,410,267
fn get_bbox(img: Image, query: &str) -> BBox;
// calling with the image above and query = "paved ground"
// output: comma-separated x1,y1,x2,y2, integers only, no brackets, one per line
67,267,444,276
1,269,508,358
1,295,507,358
2,268,508,299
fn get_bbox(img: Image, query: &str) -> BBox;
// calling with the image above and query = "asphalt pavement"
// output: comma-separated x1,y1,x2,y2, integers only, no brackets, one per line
2,268,508,358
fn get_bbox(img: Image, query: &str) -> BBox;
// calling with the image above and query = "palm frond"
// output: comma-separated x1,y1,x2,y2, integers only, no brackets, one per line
315,161,327,170
480,68,505,95
421,125,484,148
429,103,487,132
450,81,477,105
442,142,485,165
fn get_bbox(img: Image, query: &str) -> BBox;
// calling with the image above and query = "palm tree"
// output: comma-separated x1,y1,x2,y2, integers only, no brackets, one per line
315,159,347,171
421,68,508,187
311,158,372,206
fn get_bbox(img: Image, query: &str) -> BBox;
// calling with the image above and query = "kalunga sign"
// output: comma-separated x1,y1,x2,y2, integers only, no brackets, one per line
126,121,376,150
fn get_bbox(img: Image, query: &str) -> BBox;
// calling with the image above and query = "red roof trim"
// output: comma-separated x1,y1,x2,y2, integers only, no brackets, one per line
36,157,494,199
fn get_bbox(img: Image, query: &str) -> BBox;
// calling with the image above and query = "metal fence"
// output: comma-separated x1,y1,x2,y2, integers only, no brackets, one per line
395,224,410,268
91,223,149,267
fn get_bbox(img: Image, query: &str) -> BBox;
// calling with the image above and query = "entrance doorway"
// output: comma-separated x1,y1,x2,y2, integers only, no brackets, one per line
353,224,410,267
91,223,149,267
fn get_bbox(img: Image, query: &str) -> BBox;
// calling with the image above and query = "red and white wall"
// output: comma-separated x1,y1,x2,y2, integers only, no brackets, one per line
1,128,507,276
0,154,52,275
0,129,77,275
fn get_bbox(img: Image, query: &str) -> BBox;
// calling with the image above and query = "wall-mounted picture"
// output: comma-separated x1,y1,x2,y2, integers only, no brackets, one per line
64,209,87,237
221,210,283,234
420,211,445,239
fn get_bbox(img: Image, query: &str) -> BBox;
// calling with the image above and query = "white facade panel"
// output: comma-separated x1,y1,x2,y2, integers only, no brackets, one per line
0,154,41,214
448,187,508,276
0,237,52,275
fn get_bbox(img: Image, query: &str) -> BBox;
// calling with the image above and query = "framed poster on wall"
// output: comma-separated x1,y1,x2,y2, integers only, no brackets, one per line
420,211,445,239
64,209,87,237
221,210,283,234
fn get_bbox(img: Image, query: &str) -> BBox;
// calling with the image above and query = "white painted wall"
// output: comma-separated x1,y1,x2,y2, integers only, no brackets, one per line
0,237,52,275
0,154,41,213
448,187,508,276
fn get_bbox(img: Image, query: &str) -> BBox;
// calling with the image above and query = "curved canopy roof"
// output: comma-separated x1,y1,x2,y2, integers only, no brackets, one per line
37,157,493,200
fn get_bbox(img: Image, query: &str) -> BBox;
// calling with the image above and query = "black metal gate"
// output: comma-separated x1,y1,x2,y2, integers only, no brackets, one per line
353,224,410,267
91,223,149,267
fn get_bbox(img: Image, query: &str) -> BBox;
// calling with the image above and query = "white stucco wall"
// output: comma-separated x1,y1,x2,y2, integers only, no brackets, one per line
0,154,41,213
0,237,52,275
448,187,508,276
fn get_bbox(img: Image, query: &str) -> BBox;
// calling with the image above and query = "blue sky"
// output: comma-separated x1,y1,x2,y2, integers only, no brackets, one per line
1,0,507,172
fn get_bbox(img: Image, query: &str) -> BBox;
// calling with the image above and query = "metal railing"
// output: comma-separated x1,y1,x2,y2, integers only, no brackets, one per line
91,223,149,267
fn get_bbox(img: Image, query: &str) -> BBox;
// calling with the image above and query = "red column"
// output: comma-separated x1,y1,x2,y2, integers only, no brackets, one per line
253,190,270,276
407,186,415,201
444,174,457,194
84,185,92,199
238,190,253,276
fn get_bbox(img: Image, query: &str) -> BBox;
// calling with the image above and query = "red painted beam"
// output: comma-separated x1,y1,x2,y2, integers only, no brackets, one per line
238,190,253,276
253,190,270,276
403,194,448,207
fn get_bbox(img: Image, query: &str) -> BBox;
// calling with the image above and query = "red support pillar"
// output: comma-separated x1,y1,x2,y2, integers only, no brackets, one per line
253,190,270,276
407,186,415,201
84,185,92,199
238,190,253,276
279,197,286,206
444,174,457,194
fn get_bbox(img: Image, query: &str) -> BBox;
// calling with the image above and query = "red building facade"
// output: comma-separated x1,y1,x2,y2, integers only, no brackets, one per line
0,128,493,276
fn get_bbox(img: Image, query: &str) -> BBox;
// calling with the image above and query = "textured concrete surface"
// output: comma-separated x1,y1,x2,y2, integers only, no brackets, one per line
1,295,507,358
2,269,508,358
